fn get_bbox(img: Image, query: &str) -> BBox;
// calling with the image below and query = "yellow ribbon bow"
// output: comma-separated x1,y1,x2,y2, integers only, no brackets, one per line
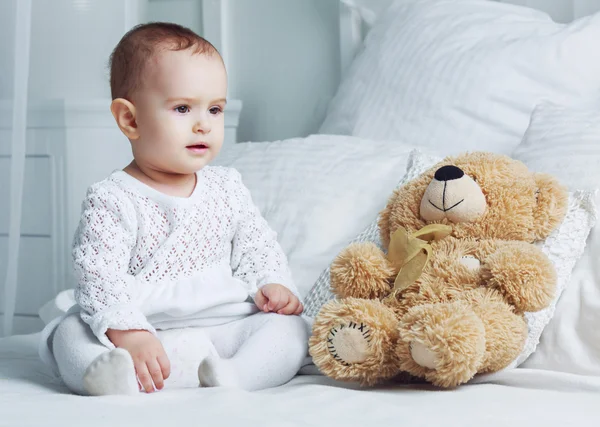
385,224,452,299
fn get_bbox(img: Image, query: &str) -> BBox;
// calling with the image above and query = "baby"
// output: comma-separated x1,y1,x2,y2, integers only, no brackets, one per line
38,22,308,395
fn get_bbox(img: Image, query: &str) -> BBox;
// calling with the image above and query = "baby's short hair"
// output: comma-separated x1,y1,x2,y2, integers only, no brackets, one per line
109,22,220,100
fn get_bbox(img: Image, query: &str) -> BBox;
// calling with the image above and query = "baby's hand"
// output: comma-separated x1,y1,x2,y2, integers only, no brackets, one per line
106,329,171,393
254,283,303,315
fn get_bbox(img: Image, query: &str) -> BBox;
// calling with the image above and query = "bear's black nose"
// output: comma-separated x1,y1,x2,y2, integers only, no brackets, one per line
434,165,464,182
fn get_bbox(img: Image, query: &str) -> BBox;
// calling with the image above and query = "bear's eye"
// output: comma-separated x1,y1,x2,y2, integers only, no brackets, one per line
535,189,540,202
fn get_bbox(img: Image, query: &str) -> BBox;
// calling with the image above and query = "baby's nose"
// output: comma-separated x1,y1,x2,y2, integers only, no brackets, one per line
193,121,211,133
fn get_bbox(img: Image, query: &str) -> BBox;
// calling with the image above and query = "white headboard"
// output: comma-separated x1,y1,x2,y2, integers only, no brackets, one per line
338,0,600,77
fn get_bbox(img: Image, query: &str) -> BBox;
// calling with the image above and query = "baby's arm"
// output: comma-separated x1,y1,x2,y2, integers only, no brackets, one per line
73,186,169,392
73,187,152,344
227,170,302,311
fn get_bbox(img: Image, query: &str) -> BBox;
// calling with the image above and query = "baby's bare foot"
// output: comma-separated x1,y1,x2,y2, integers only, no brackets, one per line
82,348,139,395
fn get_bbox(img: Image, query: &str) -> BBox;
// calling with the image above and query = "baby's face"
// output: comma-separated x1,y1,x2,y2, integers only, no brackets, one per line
132,48,227,174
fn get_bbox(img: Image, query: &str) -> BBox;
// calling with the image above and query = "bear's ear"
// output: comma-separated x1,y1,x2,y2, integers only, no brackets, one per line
532,173,569,240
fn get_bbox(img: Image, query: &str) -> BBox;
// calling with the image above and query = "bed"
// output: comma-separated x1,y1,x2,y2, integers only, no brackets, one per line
2,331,600,426
3,1,600,425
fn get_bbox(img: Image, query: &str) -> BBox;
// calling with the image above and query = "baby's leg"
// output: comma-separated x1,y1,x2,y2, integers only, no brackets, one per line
157,327,215,389
52,313,137,396
199,313,309,391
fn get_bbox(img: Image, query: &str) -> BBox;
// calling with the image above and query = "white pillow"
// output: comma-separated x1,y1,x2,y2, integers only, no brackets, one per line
513,102,600,375
304,150,596,368
320,0,600,155
513,102,600,192
214,135,424,298
39,135,424,323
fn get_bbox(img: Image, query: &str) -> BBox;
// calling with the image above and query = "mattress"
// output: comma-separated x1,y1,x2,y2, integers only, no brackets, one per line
1,333,599,427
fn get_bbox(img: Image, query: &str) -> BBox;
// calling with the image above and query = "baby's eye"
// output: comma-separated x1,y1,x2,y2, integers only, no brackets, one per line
209,106,223,115
175,105,190,114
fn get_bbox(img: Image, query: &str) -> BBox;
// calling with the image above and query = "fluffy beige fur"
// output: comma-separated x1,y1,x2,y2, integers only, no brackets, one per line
308,152,568,388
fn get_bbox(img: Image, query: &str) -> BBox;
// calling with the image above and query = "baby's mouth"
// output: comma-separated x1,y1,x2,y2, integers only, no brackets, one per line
187,143,209,152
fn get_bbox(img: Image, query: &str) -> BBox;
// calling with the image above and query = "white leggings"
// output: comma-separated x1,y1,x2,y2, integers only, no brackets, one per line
51,312,310,395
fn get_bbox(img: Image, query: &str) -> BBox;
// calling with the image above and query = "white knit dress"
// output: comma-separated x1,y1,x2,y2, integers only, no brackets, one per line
41,166,297,352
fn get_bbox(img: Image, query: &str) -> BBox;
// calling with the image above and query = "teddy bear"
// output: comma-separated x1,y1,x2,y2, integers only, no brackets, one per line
308,152,568,388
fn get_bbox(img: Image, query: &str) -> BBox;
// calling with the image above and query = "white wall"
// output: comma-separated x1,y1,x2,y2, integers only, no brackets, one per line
224,0,341,142
0,0,16,100
147,0,203,34
28,0,127,100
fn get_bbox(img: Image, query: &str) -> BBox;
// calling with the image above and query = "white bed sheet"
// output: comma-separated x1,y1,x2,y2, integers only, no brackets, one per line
1,334,599,427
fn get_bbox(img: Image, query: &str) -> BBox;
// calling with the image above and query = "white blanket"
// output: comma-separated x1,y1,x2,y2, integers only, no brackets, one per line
1,333,599,427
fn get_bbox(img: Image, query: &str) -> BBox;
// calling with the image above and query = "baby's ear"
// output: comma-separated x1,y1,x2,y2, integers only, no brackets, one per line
531,173,568,240
110,98,139,140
